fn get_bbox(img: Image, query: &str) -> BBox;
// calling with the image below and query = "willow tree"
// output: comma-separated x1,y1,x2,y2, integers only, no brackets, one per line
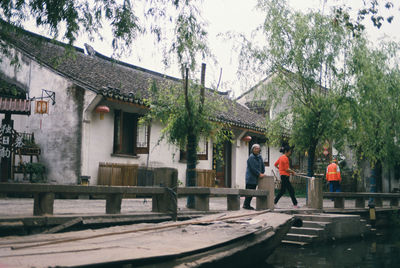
0,0,206,60
1,0,225,204
143,73,230,207
348,40,400,191
141,3,230,208
238,0,356,176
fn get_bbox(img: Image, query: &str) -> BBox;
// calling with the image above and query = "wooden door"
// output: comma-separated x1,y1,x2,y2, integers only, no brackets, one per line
213,141,231,188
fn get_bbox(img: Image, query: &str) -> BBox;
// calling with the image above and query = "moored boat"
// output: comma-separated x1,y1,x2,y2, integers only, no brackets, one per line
0,210,295,267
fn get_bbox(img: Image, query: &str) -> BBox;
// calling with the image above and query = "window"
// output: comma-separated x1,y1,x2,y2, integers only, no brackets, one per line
180,137,208,161
113,110,149,155
260,143,270,167
245,101,269,117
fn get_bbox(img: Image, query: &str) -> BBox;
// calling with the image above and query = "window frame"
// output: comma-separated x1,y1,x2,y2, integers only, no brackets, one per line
260,143,270,167
180,138,208,161
113,110,149,156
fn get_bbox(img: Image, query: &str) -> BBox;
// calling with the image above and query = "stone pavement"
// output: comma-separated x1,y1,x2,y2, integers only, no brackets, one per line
0,196,341,218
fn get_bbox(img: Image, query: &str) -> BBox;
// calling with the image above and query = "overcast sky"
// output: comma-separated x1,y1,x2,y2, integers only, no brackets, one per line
24,0,400,97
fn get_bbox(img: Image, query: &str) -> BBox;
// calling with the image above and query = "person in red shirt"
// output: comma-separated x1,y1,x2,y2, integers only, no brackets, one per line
274,145,298,208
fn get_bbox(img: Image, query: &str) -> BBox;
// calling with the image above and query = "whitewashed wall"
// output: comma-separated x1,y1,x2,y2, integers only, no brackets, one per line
1,49,83,184
1,47,251,188
231,138,250,189
83,108,214,185
236,76,290,179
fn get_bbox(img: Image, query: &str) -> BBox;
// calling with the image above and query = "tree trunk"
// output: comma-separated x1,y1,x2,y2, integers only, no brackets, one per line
307,143,317,177
186,132,197,208
375,160,382,192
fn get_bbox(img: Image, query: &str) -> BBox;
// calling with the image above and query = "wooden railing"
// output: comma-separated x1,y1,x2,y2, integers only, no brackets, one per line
323,192,400,209
0,183,273,216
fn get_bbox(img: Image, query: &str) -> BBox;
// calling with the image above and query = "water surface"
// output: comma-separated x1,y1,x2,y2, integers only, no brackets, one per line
264,227,400,268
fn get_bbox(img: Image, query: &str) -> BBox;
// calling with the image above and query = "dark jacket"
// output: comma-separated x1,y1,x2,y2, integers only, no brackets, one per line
245,153,265,185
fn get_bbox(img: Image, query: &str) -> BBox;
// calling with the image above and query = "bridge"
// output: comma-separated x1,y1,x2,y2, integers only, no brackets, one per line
0,170,399,241
0,169,399,216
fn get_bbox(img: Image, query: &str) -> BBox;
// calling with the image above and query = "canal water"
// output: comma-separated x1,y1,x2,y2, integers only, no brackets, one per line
264,227,400,268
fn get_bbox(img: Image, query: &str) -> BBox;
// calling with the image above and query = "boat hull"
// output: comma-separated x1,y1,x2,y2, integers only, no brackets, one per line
0,211,294,267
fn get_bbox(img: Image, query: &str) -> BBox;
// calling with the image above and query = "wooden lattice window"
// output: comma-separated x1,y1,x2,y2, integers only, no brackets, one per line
113,110,149,155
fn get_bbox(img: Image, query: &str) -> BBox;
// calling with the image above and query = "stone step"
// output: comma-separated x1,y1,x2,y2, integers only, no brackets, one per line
281,240,309,246
294,214,335,223
289,226,325,236
283,214,370,246
301,220,331,228
284,233,319,243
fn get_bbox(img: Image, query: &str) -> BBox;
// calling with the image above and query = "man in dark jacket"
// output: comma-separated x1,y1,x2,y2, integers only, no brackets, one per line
243,144,266,210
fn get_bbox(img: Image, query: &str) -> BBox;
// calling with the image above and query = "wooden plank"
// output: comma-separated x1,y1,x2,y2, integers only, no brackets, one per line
177,187,211,195
210,188,239,195
0,183,166,195
239,189,268,197
0,211,292,268
324,192,400,198
42,217,82,234
11,210,274,250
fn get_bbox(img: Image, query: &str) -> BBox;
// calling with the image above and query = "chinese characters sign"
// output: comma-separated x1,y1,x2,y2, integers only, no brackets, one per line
0,124,24,158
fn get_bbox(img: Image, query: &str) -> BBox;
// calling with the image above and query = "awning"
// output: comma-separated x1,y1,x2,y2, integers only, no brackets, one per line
0,97,31,115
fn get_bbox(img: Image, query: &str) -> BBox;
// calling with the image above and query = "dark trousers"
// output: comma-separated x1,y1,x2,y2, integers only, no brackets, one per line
329,181,341,192
243,183,257,207
274,175,297,205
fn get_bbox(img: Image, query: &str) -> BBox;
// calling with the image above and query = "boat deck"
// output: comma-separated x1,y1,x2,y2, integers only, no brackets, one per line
0,211,293,268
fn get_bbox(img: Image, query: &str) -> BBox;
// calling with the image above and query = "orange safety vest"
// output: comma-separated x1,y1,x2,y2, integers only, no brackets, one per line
326,163,341,182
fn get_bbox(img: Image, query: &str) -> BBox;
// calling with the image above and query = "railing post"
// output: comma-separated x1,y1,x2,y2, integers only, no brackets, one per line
390,197,399,207
106,194,122,214
33,192,54,216
257,175,274,210
195,195,210,211
355,197,365,208
334,197,345,208
307,177,323,209
152,168,178,218
227,195,240,210
375,197,383,207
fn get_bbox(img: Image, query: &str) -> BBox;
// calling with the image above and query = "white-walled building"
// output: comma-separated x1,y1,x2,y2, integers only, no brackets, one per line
237,71,400,193
0,23,267,189
236,74,295,177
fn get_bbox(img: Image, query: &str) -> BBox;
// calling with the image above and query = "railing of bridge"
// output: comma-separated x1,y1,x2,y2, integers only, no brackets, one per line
323,192,400,209
0,181,274,216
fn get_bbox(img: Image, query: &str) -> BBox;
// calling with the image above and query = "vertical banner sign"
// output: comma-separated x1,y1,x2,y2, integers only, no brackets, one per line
0,124,24,158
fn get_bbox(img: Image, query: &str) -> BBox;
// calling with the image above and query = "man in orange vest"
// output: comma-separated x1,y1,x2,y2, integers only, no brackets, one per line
326,158,341,192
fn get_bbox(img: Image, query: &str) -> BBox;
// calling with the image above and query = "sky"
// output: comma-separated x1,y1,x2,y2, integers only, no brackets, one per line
23,0,400,97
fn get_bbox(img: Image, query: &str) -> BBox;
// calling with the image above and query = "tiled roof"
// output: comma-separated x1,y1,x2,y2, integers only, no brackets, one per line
0,97,31,115
0,77,30,114
1,22,266,132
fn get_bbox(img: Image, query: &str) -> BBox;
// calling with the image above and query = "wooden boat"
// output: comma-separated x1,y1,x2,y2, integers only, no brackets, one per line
0,210,295,267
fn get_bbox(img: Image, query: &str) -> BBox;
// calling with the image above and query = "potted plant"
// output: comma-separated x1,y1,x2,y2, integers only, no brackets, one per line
22,162,47,183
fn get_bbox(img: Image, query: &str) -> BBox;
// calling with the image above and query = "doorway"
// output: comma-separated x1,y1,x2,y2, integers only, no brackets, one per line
213,141,232,188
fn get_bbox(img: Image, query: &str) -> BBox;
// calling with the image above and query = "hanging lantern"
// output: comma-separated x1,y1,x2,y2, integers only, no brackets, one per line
35,100,49,114
95,105,110,120
242,135,252,142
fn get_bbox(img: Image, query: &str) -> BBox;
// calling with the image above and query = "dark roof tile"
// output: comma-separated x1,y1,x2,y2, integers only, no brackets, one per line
1,22,266,132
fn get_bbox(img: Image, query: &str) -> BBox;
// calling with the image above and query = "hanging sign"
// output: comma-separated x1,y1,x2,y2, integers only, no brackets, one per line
0,124,24,158
35,100,49,114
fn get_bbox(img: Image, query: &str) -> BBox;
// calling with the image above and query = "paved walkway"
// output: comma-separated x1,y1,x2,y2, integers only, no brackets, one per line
1,195,394,218
0,196,343,218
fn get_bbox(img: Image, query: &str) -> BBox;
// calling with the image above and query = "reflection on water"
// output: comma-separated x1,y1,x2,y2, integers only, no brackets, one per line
264,227,400,268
